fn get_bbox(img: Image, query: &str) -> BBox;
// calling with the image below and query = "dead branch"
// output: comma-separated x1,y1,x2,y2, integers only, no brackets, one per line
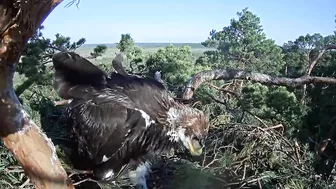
207,83,240,98
0,1,73,188
294,140,301,164
182,68,336,101
301,44,336,104
262,124,284,132
72,178,98,186
54,99,71,106
305,45,336,76
20,178,31,188
207,83,269,127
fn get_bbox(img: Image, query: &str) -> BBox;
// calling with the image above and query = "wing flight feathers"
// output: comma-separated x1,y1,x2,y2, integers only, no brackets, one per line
52,51,108,99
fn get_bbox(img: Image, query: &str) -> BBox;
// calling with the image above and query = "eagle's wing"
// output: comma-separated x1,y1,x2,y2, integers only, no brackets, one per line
52,51,108,99
68,95,145,164
106,73,171,120
52,51,160,165
64,83,157,163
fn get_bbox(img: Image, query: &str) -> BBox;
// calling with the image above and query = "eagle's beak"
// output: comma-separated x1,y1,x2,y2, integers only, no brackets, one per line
187,138,203,156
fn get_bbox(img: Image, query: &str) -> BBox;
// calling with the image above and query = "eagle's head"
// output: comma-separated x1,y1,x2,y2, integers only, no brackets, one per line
166,105,210,156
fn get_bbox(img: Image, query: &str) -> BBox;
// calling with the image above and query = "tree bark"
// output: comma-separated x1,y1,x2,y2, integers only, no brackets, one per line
181,68,336,100
0,1,73,189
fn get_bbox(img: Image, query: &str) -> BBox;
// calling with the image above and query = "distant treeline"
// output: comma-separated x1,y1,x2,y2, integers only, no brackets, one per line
81,43,210,49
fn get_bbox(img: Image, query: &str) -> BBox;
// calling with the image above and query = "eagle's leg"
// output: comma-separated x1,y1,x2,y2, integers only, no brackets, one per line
128,161,152,189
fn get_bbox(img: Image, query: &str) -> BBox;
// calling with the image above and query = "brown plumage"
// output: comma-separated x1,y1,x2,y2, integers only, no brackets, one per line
52,52,210,189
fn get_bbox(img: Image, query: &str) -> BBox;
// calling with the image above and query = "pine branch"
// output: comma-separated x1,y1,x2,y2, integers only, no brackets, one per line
182,68,336,101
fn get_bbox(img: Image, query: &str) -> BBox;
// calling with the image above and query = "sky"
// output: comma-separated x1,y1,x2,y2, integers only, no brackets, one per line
41,0,336,45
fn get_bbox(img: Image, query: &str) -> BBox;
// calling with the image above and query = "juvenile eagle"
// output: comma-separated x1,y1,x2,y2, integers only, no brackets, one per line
52,52,209,188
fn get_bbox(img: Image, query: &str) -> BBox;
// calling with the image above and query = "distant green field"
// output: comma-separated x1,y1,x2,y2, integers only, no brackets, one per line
81,42,208,49
75,43,210,57
74,43,212,65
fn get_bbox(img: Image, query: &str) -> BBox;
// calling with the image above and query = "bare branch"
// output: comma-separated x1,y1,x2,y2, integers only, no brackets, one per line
54,99,71,106
64,0,81,8
301,44,336,104
306,44,336,76
207,83,239,98
20,178,31,188
182,68,336,101
207,83,269,127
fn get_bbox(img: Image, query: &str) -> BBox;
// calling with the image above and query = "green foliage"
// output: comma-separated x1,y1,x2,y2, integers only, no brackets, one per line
239,83,307,135
14,26,109,99
116,33,134,53
0,144,29,188
115,33,148,74
281,33,328,77
15,25,86,97
1,7,336,189
200,8,285,75
90,44,107,59
146,44,209,94
191,7,336,189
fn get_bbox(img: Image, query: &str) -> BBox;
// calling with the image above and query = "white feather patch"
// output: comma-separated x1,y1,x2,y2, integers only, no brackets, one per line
166,129,179,142
104,170,114,179
135,108,155,128
102,155,110,162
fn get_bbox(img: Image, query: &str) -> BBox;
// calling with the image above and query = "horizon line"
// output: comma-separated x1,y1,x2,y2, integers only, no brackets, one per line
83,42,204,44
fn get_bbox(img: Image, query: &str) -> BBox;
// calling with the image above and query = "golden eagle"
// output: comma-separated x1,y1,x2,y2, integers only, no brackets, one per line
52,52,209,189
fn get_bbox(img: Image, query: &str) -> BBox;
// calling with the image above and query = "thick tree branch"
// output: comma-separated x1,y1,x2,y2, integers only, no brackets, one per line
0,1,73,188
181,68,336,100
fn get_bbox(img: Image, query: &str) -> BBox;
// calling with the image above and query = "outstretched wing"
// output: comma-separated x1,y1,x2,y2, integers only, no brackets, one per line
52,52,158,165
52,51,108,99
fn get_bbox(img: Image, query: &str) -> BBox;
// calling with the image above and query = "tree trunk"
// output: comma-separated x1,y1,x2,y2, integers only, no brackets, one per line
0,1,73,189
